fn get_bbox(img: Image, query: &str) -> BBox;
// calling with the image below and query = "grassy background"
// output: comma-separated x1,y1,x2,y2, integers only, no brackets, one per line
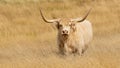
0,0,120,68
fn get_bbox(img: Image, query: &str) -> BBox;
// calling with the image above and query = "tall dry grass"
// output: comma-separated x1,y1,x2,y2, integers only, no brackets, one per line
0,0,120,68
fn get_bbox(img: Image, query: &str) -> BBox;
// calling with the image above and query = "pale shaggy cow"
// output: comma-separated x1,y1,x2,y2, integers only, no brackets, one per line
40,8,93,56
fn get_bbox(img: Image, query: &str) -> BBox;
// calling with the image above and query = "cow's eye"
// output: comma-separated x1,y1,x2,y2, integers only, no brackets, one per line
59,24,63,27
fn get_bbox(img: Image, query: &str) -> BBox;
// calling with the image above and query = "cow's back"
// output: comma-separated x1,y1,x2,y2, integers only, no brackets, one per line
78,20,93,45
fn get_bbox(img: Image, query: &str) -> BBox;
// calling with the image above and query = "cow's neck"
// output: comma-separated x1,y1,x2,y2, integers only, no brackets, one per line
61,32,78,43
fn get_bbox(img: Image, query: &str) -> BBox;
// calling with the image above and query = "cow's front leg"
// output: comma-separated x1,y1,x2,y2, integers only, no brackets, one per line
58,44,64,55
63,44,70,56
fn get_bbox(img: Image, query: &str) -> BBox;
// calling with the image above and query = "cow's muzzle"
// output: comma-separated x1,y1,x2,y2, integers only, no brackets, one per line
61,30,69,38
62,30,68,34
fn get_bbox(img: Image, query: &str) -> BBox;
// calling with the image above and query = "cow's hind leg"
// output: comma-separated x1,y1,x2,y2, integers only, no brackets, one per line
82,44,88,54
77,48,83,56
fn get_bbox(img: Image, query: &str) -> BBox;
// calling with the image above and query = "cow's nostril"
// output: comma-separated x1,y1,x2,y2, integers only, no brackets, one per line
62,30,68,34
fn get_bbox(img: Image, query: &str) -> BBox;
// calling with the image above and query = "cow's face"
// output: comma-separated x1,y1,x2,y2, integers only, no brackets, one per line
56,20,76,37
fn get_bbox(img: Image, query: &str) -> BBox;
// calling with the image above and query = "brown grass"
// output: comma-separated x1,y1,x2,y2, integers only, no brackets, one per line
0,0,120,68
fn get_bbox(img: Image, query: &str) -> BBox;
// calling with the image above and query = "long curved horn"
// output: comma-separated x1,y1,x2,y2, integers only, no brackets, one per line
40,9,60,23
71,8,92,22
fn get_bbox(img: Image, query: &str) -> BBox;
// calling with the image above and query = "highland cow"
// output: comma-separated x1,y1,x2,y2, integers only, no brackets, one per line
40,8,93,56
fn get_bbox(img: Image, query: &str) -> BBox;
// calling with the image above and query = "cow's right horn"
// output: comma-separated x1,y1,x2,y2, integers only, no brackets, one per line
40,9,61,23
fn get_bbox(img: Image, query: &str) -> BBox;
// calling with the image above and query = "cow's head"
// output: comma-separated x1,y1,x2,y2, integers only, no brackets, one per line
40,8,91,37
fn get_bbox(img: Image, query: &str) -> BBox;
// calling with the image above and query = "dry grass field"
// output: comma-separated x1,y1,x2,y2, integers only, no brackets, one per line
0,0,120,68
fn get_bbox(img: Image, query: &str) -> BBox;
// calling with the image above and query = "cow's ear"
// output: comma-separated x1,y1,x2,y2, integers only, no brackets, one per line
70,23,76,32
55,22,61,29
72,23,75,26
70,23,75,27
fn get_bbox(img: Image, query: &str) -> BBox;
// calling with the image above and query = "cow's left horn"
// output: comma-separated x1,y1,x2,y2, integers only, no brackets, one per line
71,8,92,22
